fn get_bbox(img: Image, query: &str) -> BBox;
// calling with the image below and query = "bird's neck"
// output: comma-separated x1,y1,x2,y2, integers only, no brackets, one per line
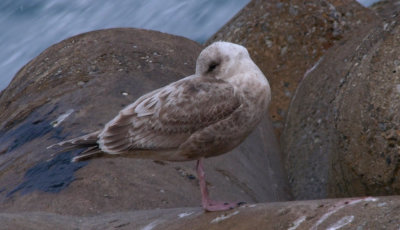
230,61,269,91
227,61,271,111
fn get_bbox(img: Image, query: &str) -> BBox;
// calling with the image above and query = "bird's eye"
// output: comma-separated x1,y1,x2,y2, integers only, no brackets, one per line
206,61,219,73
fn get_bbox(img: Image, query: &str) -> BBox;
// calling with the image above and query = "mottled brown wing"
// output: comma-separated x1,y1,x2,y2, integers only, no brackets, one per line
98,76,241,154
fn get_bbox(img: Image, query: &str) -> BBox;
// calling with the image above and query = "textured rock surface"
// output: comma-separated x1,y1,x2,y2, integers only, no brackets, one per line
0,196,398,230
282,3,400,199
0,28,290,215
207,0,377,136
370,0,400,19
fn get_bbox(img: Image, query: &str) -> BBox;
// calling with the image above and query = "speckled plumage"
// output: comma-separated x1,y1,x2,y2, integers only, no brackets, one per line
50,41,270,163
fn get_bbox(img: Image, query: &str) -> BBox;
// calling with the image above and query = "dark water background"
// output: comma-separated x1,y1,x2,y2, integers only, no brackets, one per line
0,0,378,92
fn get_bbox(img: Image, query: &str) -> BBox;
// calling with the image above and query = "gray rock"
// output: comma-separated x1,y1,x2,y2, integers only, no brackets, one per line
282,2,400,199
0,196,398,229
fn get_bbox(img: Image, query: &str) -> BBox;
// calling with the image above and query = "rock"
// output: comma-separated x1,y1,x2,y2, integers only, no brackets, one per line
0,28,290,215
282,2,400,199
207,0,377,136
0,196,398,229
370,0,400,19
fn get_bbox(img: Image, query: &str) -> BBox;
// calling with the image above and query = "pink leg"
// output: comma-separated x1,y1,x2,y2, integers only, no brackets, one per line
196,158,243,212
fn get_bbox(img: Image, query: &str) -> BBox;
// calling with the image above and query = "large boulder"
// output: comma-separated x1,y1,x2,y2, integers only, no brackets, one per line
0,28,290,215
282,3,400,199
207,0,377,136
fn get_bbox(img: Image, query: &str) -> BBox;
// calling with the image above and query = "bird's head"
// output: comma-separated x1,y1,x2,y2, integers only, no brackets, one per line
195,41,251,80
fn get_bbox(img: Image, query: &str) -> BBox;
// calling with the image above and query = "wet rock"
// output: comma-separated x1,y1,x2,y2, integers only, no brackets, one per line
0,28,290,215
207,0,377,136
282,3,400,199
0,196,398,230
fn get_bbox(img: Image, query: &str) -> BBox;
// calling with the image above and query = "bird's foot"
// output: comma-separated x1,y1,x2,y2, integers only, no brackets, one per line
196,158,247,212
203,201,246,212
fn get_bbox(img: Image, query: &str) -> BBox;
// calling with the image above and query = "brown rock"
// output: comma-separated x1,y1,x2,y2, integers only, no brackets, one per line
207,0,377,136
370,0,400,19
0,28,290,215
0,196,398,229
282,3,400,199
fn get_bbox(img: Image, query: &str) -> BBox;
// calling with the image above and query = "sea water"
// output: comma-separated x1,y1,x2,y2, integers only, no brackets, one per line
0,0,380,92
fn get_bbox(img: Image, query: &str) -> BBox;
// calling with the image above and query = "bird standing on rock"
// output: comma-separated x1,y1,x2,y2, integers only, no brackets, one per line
49,41,271,212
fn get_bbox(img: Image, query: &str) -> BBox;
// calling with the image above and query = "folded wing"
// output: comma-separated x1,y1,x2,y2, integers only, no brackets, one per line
98,76,241,155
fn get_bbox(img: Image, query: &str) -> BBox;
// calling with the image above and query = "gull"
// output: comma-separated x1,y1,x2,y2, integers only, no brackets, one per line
48,41,271,211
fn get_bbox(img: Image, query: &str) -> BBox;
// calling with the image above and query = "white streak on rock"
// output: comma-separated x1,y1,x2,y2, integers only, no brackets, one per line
210,210,239,224
178,212,194,218
311,197,377,230
303,56,324,79
288,56,324,121
288,216,306,230
364,197,378,202
326,216,354,230
377,202,387,207
141,220,160,230
240,204,257,209
51,109,74,127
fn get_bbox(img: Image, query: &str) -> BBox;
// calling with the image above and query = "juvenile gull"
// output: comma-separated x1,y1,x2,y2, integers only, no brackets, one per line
49,41,271,212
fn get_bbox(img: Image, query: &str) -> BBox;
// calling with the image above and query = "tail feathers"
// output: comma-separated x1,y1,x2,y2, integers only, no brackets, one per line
71,146,104,162
47,131,104,162
47,131,101,150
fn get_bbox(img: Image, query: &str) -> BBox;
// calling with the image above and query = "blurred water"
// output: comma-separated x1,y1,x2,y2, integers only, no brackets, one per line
0,0,250,91
0,0,381,92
